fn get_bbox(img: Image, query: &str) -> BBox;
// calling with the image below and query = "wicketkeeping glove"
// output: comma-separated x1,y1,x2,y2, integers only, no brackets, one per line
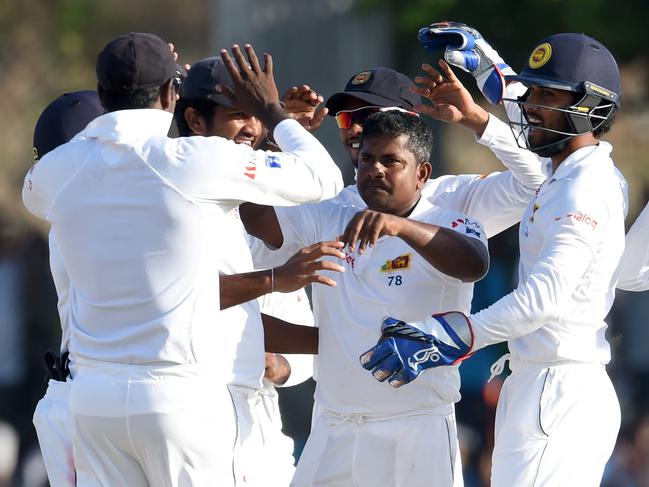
417,21,515,105
359,312,474,388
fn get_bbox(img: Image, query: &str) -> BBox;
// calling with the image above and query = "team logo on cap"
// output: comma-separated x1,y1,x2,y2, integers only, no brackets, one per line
529,43,552,69
351,71,371,85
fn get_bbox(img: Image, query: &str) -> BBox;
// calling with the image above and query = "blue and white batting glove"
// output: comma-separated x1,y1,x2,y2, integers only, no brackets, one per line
359,312,474,388
417,21,515,105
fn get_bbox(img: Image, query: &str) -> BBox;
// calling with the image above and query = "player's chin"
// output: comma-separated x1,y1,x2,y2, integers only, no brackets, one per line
360,192,391,212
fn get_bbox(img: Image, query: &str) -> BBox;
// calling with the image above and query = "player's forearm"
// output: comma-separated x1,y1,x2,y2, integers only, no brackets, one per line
398,220,489,282
262,314,318,354
240,203,284,249
219,270,272,310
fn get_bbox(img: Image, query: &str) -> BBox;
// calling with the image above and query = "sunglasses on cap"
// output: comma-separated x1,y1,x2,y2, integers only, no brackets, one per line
334,106,419,129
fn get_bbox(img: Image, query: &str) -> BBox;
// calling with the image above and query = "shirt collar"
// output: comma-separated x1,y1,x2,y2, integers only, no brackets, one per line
548,141,613,181
83,109,173,143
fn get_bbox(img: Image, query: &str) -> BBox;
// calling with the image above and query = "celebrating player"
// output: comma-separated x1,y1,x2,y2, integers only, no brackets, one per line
243,109,489,486
365,29,625,487
22,33,342,486
176,55,338,485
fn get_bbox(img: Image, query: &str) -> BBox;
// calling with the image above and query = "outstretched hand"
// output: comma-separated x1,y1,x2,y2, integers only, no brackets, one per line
273,240,346,292
219,44,287,130
283,85,328,133
412,60,488,135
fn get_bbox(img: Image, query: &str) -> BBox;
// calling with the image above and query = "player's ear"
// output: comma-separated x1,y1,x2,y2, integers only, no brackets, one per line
417,161,432,189
160,79,176,113
97,84,108,111
184,107,208,136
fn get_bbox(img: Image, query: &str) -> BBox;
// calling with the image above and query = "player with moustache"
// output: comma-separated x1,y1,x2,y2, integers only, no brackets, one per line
175,56,339,486
22,33,343,486
364,29,626,487
242,109,489,486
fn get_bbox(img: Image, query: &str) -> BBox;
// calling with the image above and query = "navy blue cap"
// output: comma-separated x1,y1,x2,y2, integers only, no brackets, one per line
326,67,421,116
507,33,621,107
182,57,234,107
96,32,177,91
33,91,104,160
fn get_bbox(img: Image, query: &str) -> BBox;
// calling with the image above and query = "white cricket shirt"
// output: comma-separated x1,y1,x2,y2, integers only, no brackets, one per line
22,109,342,369
274,198,487,415
471,142,628,364
617,201,649,291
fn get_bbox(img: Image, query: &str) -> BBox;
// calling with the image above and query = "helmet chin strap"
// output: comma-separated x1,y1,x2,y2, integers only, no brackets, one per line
504,94,614,159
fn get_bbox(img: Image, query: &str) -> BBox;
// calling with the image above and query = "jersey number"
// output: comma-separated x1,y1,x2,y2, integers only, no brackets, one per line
387,275,403,286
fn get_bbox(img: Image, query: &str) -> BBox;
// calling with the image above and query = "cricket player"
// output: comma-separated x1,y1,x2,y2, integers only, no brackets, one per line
243,109,490,486
31,90,105,487
617,202,649,291
365,31,626,487
22,33,342,486
176,56,329,485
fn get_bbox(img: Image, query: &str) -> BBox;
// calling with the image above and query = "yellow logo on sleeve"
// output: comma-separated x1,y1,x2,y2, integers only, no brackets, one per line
380,254,411,273
529,43,552,69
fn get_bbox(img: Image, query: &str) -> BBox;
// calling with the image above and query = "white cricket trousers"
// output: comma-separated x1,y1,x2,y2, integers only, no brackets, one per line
228,384,295,486
33,379,76,486
70,360,237,487
291,405,463,487
491,359,620,487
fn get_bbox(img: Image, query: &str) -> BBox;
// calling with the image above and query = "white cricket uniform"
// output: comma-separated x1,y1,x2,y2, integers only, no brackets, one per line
259,289,315,481
617,201,649,291
272,196,488,487
218,209,314,487
22,109,342,487
470,142,627,487
32,234,76,486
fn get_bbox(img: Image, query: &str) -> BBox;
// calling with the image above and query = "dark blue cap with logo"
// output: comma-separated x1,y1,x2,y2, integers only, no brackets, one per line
182,56,234,107
507,33,621,108
325,67,421,116
33,90,105,160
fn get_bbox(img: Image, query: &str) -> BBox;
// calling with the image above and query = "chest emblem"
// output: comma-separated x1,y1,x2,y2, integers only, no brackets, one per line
380,254,411,273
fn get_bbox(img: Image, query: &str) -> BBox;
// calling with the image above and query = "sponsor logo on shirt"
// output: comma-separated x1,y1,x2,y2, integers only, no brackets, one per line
452,218,482,238
343,252,356,269
380,254,411,272
265,155,282,168
555,211,598,230
244,157,257,180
